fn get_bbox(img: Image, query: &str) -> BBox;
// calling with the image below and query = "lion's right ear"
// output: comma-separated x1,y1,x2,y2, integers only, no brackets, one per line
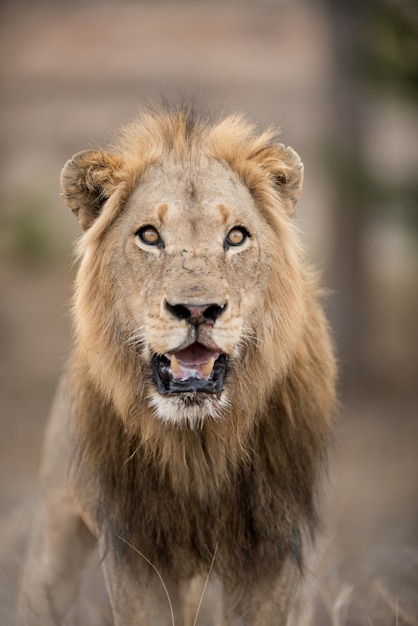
60,150,124,231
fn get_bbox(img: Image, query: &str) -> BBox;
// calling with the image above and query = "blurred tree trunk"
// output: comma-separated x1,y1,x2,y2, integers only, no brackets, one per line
323,0,373,390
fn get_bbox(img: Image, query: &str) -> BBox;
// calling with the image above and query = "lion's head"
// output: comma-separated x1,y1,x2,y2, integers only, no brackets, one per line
61,107,314,433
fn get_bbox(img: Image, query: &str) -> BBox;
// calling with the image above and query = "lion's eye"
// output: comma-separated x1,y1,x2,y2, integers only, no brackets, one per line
137,226,161,246
225,227,249,248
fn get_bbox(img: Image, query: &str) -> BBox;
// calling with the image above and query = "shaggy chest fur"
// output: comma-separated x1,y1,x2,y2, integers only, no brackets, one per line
110,461,293,581
72,374,320,584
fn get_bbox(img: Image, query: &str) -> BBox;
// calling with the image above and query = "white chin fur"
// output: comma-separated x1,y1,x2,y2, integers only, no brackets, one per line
149,390,230,429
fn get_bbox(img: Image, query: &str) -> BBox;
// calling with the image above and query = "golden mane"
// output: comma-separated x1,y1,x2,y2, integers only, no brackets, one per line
65,106,336,579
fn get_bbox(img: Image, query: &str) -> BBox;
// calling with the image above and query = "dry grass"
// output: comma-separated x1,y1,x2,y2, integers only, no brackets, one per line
2,499,417,626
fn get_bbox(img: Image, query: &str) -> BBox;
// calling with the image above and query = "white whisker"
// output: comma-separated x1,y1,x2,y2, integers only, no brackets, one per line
127,326,146,349
240,325,262,347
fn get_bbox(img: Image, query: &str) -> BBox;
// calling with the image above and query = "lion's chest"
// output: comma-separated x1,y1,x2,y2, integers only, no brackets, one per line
102,456,296,581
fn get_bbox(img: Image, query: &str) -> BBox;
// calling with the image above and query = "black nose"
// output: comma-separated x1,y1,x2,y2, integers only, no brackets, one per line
164,300,227,326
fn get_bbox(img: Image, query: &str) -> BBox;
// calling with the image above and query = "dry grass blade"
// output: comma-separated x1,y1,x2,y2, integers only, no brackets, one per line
361,602,374,626
374,579,418,626
192,542,218,626
332,584,354,626
320,583,354,626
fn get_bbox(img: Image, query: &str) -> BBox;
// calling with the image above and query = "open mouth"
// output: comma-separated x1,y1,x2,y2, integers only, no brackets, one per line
151,342,228,395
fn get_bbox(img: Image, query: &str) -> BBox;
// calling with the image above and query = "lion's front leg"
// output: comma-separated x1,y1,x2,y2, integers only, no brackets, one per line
222,559,299,626
100,537,182,626
18,492,95,626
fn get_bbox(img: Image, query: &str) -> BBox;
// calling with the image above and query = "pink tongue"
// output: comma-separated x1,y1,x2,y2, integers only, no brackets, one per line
174,343,219,365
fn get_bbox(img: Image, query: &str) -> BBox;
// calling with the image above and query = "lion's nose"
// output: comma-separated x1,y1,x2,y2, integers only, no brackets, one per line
164,300,227,326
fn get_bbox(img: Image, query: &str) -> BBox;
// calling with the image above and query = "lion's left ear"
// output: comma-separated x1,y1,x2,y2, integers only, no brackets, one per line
256,143,304,215
60,149,124,231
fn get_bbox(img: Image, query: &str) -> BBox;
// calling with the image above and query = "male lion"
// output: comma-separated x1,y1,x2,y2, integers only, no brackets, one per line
19,105,336,626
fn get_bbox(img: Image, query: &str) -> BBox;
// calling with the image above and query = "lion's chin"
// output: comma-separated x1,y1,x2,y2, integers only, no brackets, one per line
148,388,230,429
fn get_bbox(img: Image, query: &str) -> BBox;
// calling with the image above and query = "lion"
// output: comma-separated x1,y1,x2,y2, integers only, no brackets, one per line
18,104,336,626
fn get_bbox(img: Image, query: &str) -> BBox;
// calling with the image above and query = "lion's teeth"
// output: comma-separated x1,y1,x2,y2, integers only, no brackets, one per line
171,354,181,375
201,358,215,378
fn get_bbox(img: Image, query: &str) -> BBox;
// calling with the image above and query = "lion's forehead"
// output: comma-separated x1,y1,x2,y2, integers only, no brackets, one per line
124,157,259,236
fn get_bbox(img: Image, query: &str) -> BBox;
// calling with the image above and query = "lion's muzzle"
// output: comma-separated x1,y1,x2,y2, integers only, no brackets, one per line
151,299,229,394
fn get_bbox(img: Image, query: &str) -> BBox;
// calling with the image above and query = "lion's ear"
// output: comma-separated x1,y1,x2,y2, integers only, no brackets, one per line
60,150,124,231
256,143,304,215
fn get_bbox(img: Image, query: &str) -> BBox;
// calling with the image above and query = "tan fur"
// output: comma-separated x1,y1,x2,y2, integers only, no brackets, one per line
19,105,336,626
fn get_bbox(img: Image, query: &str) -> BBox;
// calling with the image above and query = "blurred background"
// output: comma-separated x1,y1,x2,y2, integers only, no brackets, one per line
0,0,417,624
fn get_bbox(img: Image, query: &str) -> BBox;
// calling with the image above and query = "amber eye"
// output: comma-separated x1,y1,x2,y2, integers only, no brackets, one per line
225,227,249,248
137,226,161,246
